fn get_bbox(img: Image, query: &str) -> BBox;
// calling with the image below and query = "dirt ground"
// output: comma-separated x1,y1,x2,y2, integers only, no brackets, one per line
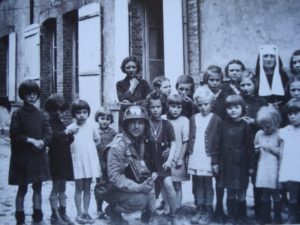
0,137,288,225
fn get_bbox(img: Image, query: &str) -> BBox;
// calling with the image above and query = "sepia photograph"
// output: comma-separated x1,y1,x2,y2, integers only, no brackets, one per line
0,0,300,225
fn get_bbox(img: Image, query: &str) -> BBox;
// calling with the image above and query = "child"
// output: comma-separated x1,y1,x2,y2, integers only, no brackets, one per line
93,106,117,219
150,76,172,114
255,106,283,224
164,94,190,211
238,71,268,221
220,95,254,224
175,75,195,118
187,85,222,225
223,59,246,95
289,49,300,77
45,94,77,225
68,100,101,224
9,79,52,225
144,93,177,222
278,98,300,223
288,75,300,99
201,65,229,119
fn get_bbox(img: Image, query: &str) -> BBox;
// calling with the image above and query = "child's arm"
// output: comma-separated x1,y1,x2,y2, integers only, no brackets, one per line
176,118,189,166
163,140,176,170
176,141,188,167
93,127,101,148
10,110,31,144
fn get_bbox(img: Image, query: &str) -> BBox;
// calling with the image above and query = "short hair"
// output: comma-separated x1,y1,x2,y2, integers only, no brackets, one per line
224,95,246,115
202,65,223,84
290,49,300,74
288,75,300,94
146,92,164,113
224,59,246,77
285,98,300,114
18,79,40,100
151,76,170,89
167,93,183,106
71,99,90,117
94,106,114,123
45,94,69,113
193,85,215,104
175,75,195,94
120,56,141,74
237,70,259,94
256,106,281,128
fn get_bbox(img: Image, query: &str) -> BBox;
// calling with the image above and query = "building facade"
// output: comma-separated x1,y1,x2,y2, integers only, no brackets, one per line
1,0,300,128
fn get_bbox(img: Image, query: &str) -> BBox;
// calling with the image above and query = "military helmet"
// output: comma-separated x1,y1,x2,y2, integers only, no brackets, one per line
122,105,149,127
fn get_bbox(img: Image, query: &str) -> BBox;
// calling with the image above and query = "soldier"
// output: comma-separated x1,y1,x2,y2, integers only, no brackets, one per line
95,105,156,225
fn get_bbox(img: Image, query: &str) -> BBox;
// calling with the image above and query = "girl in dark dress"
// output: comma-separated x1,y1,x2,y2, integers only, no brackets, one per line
220,95,255,224
45,94,77,225
9,80,52,225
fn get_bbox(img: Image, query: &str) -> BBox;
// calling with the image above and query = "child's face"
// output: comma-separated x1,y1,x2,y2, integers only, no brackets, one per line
195,97,212,116
291,55,300,74
263,54,276,69
56,110,66,121
149,99,162,118
177,83,192,97
127,119,146,138
290,81,300,98
240,77,255,97
75,109,89,125
207,72,222,93
168,104,182,119
260,120,277,135
288,111,300,127
160,80,171,96
97,115,111,130
124,61,138,78
24,92,38,106
226,105,242,120
228,63,243,81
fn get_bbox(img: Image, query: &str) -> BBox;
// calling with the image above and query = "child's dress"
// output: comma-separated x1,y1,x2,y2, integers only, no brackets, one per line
9,104,52,185
69,120,101,179
168,116,190,182
188,113,213,176
278,125,300,183
48,114,74,181
254,130,281,189
220,119,254,190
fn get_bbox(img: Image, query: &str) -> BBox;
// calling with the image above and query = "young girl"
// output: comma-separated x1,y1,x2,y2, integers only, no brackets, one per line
238,71,268,221
278,98,300,223
201,65,229,120
223,59,246,95
93,106,117,219
175,75,195,118
144,93,177,221
9,79,52,225
255,106,283,224
187,85,222,225
220,95,254,224
45,94,76,225
68,100,101,224
288,75,300,99
289,49,300,77
163,94,190,211
150,76,172,115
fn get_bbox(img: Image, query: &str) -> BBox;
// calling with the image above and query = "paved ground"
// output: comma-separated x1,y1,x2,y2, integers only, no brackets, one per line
0,137,289,225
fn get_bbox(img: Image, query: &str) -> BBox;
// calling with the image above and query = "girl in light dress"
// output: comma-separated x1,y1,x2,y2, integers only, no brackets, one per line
278,98,300,223
254,106,283,224
163,94,190,211
68,100,101,224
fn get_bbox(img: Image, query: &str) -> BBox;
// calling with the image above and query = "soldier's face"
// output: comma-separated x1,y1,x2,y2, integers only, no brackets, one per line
127,119,146,138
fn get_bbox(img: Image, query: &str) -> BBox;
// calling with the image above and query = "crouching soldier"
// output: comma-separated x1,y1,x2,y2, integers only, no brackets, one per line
95,105,157,225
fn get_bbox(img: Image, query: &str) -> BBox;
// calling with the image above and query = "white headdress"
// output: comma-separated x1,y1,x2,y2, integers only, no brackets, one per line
258,45,285,96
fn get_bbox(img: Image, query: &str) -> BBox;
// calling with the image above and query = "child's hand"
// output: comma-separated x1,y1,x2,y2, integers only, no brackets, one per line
162,161,171,171
30,139,45,150
176,158,183,169
241,116,255,124
139,178,154,193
